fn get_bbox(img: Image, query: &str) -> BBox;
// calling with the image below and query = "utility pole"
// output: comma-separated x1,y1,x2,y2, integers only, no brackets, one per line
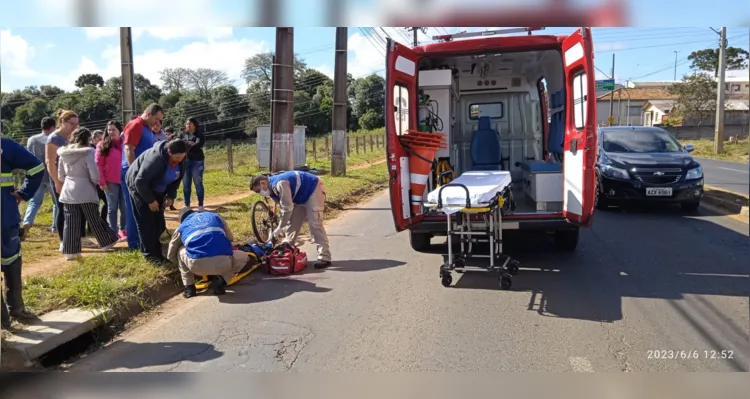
259,0,278,26
413,27,419,46
609,53,615,125
331,27,348,176
673,51,679,81
714,27,727,154
119,28,136,123
271,28,295,172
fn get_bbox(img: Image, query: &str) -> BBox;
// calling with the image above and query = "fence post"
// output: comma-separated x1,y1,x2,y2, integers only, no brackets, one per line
325,136,330,156
355,136,360,154
226,139,234,174
312,139,317,161
370,135,374,152
347,136,351,156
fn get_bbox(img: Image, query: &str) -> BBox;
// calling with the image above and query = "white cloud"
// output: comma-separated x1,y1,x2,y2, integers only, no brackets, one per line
0,29,38,78
347,31,385,78
83,27,234,41
55,36,269,91
313,64,334,79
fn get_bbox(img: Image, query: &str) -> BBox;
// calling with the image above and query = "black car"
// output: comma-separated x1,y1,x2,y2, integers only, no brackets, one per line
595,126,704,211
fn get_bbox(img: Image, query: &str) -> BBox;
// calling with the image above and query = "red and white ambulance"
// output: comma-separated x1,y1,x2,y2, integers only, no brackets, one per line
385,27,598,251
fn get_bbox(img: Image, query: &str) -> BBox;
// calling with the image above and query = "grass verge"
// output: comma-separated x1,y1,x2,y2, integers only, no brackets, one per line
681,138,749,163
21,162,389,316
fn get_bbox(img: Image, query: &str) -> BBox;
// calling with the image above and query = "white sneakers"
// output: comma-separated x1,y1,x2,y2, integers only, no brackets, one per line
198,206,205,212
65,253,82,261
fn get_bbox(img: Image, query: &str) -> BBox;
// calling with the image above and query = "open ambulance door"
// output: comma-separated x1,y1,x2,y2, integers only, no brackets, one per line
561,28,597,227
386,38,422,232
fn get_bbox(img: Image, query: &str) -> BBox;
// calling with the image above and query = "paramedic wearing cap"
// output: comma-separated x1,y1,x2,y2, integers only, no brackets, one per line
1,137,45,328
250,171,331,269
168,208,252,298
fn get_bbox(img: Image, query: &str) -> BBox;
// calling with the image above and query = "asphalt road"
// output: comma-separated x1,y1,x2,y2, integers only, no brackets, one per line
69,192,749,372
695,157,748,195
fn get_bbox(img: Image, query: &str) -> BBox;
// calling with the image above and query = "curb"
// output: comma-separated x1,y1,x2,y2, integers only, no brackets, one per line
2,269,183,366
702,187,749,224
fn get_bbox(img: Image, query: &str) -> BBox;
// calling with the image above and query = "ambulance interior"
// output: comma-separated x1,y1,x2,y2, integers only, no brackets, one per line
412,49,567,214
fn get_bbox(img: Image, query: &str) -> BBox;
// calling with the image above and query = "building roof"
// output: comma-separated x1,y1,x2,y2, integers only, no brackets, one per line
642,98,749,112
596,87,677,101
643,100,677,113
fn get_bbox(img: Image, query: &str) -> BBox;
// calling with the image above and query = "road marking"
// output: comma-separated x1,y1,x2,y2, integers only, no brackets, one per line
569,357,594,372
716,166,748,174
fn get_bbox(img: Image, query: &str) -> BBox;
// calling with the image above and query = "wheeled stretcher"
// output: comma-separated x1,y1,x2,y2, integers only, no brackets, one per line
424,171,520,290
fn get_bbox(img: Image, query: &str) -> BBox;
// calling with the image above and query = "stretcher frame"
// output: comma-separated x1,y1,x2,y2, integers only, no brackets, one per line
194,253,263,290
424,183,519,290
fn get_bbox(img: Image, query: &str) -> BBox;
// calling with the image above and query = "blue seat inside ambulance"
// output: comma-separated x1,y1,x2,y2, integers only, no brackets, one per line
521,90,565,174
470,116,502,171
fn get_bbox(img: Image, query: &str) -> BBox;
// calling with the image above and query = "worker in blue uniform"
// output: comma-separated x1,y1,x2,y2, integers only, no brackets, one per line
249,171,331,269
1,137,45,328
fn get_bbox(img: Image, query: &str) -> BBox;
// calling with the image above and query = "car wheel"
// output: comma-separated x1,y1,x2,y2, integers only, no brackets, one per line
681,200,701,212
595,188,610,210
409,231,432,251
554,228,579,252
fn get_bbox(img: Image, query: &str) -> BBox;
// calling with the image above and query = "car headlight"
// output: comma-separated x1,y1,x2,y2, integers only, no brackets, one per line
601,164,630,179
686,166,703,180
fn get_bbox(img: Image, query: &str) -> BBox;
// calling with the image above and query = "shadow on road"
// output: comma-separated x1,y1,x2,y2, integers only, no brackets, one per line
438,204,749,327
218,276,331,305
78,341,223,371
308,259,406,273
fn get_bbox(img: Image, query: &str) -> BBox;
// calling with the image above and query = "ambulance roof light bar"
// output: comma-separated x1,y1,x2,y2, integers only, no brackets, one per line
432,27,545,42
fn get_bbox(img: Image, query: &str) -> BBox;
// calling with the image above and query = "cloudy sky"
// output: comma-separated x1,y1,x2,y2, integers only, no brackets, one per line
2,26,749,92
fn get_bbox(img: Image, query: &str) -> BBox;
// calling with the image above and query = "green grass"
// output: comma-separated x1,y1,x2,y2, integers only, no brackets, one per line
681,138,749,164
23,251,174,315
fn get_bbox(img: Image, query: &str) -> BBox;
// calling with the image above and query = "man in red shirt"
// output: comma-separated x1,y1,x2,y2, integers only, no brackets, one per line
121,103,165,250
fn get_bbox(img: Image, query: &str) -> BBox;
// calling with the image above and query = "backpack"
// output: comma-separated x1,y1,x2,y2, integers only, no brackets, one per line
265,243,308,275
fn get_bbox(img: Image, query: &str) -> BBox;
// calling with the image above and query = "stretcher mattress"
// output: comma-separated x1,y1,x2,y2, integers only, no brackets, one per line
425,170,512,215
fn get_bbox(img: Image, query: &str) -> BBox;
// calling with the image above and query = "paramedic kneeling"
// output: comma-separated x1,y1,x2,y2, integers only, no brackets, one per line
168,208,252,298
250,171,331,269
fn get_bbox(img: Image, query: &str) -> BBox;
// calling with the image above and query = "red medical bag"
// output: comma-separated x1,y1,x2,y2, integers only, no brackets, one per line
266,243,308,275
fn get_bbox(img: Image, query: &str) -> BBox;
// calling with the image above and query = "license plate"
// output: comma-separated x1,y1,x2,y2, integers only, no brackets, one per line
645,187,672,196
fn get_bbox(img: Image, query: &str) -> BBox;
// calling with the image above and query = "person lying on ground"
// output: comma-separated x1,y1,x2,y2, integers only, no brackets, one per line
168,208,254,298
249,171,332,269
125,139,186,264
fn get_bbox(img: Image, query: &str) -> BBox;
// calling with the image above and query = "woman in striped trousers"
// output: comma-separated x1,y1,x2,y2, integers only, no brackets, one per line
56,127,119,260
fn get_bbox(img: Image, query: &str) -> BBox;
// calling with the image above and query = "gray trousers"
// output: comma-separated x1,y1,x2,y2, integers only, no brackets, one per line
178,248,249,286
282,182,331,262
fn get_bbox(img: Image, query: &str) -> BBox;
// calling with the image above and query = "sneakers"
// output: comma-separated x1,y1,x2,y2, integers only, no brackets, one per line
314,260,332,269
65,253,83,261
183,284,197,298
101,243,116,252
118,230,127,241
209,276,227,295
197,206,205,212
59,242,64,252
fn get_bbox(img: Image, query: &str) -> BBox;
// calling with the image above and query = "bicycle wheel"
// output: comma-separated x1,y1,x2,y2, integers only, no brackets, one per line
251,200,273,242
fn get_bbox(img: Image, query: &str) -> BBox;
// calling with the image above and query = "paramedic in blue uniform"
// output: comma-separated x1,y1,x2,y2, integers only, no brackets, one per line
168,208,252,298
249,171,331,269
1,137,45,328
125,139,185,264
121,103,165,250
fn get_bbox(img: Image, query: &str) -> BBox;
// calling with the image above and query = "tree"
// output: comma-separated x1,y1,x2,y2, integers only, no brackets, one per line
159,67,191,92
133,74,163,111
241,52,308,88
350,74,385,130
668,73,722,125
75,73,105,88
688,47,749,76
186,68,230,98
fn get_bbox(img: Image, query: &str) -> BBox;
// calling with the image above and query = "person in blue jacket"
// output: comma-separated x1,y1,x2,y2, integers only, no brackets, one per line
167,208,253,298
1,137,45,328
249,171,331,269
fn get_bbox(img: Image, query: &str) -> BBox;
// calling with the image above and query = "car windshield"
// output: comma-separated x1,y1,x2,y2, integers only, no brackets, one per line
601,129,682,153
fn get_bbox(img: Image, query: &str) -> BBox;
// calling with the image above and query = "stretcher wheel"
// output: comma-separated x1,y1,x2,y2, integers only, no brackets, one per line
507,260,520,275
441,274,453,287
499,275,512,290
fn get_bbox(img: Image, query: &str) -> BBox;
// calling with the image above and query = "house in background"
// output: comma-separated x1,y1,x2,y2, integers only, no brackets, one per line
596,87,677,126
641,100,677,126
